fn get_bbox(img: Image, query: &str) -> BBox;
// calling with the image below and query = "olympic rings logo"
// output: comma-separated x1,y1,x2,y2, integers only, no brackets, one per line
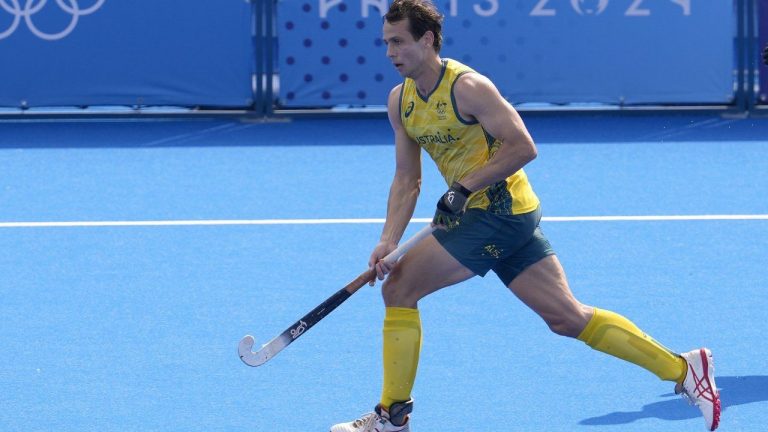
0,0,106,41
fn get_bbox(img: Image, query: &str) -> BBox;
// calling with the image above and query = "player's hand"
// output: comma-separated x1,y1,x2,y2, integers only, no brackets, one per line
432,181,472,229
368,240,397,286
763,44,768,66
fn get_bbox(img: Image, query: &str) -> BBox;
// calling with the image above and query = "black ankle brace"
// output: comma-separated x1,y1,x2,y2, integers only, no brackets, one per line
387,399,414,426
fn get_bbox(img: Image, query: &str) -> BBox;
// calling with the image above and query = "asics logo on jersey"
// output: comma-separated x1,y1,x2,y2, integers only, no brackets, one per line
0,0,107,41
404,101,414,118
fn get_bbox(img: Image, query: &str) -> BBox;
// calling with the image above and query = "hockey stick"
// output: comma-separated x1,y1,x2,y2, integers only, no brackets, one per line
238,224,435,367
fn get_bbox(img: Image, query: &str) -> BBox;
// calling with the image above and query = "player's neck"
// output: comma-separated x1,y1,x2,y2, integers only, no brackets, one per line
412,56,443,96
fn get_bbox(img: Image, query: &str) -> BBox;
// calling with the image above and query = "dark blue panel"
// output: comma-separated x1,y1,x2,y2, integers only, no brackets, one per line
278,0,735,107
759,0,768,105
276,0,399,107
0,0,254,108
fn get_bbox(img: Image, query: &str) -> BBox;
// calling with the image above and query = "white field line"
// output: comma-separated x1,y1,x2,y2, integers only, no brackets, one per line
0,214,766,228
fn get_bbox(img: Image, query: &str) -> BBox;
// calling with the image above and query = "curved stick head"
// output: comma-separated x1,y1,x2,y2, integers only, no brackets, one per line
238,335,269,367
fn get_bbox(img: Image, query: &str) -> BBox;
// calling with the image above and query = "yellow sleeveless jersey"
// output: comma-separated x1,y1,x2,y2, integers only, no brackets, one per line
399,59,540,215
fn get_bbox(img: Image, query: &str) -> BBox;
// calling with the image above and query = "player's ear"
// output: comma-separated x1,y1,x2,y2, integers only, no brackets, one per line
421,31,434,49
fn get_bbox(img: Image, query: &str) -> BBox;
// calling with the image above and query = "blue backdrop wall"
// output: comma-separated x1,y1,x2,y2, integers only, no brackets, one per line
277,0,736,107
0,1,757,110
759,0,768,104
0,0,254,108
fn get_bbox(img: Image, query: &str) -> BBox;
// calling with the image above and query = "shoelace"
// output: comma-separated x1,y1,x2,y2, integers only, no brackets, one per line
351,412,384,431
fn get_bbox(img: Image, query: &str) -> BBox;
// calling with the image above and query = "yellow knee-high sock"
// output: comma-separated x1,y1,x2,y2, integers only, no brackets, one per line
380,307,421,409
577,308,687,382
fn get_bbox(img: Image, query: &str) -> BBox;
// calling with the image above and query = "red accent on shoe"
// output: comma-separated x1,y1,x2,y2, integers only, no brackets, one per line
711,395,721,431
695,349,720,431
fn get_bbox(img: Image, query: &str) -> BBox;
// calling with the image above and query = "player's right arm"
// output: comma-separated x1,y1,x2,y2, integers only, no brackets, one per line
369,84,422,283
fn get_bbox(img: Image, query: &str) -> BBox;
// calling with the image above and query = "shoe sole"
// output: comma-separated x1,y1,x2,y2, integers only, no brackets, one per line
700,348,721,431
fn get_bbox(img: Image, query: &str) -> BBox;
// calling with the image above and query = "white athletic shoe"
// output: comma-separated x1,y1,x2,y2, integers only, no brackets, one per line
330,400,413,432
675,348,721,431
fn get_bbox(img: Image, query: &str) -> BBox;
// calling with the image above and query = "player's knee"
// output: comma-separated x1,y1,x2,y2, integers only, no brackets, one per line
546,318,580,337
381,277,405,304
381,269,416,306
545,311,589,338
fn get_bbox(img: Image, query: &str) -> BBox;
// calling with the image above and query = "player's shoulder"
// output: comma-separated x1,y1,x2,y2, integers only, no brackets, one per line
455,66,504,100
454,70,494,94
453,70,505,115
388,83,404,98
386,83,406,124
387,83,404,109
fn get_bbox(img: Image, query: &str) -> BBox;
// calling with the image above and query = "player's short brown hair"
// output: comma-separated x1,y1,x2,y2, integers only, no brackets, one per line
385,0,443,52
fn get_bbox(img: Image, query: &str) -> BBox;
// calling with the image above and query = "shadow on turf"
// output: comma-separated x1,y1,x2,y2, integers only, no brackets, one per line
579,375,768,426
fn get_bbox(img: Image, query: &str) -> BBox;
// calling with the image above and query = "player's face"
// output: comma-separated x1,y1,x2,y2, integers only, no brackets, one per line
382,18,431,77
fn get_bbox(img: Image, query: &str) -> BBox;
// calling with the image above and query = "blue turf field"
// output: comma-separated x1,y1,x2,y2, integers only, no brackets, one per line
0,114,766,431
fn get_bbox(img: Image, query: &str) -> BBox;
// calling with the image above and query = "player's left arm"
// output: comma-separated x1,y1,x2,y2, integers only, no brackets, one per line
452,73,537,193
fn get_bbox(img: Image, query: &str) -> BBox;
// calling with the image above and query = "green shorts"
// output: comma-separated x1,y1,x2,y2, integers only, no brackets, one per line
432,206,555,286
